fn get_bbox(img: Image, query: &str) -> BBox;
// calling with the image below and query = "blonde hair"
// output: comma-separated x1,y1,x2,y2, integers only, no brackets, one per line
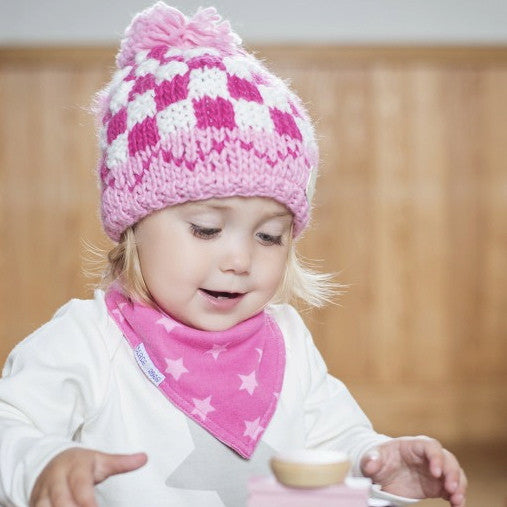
97,226,338,308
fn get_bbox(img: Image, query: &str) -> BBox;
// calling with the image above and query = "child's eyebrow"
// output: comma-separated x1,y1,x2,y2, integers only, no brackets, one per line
262,210,293,219
264,211,292,222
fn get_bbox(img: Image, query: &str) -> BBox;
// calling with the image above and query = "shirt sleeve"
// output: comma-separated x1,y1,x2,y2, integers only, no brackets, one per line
274,304,391,476
0,298,112,506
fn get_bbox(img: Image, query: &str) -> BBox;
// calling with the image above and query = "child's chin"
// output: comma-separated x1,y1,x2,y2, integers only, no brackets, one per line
198,306,262,331
191,316,242,332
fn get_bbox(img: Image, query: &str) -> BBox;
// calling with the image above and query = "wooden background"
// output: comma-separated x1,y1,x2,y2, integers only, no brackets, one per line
1,46,506,449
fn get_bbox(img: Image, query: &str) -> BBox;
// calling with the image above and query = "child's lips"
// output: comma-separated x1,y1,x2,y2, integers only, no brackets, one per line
200,288,244,299
198,288,246,309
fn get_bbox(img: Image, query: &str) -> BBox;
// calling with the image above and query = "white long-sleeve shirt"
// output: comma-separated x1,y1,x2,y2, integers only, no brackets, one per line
0,291,390,506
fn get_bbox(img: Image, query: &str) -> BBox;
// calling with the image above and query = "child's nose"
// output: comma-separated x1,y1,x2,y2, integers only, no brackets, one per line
220,240,252,275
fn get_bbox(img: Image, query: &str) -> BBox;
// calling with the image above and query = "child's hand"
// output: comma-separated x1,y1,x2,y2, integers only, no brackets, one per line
30,447,147,507
360,437,467,507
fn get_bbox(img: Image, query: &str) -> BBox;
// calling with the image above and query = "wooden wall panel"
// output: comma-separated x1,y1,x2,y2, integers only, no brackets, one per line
1,46,506,446
0,60,111,362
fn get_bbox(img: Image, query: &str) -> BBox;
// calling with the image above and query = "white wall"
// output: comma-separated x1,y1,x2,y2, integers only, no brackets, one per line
1,0,507,45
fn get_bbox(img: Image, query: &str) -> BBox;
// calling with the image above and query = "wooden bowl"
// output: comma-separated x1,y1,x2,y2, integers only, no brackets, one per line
270,450,350,489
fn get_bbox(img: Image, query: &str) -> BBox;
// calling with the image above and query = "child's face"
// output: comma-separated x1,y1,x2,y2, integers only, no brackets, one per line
134,196,293,331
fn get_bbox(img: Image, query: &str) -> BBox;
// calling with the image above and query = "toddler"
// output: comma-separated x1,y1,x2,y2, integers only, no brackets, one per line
0,3,466,506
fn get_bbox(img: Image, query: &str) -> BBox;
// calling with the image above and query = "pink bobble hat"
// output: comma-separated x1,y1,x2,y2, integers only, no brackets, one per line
94,2,319,242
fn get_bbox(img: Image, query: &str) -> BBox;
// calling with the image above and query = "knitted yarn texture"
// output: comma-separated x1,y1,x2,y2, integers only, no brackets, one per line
95,2,319,241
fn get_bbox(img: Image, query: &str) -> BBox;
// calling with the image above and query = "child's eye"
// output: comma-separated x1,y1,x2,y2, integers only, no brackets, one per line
257,232,283,246
190,224,221,239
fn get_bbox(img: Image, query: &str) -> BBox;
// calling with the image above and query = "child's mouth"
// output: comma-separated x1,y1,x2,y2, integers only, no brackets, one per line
200,289,242,300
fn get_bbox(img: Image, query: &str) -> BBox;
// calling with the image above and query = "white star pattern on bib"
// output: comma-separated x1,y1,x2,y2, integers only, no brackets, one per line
164,357,189,380
111,309,125,323
243,417,264,440
205,343,228,360
238,370,258,395
191,396,215,421
156,316,179,333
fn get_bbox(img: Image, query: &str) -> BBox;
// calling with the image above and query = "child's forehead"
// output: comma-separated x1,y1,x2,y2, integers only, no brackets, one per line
181,197,292,217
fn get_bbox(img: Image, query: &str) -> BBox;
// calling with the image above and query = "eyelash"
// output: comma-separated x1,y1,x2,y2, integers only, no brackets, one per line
189,224,283,246
190,224,221,239
257,232,283,246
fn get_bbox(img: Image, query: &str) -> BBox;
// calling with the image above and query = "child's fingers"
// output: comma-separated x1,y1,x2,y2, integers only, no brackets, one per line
30,495,53,507
30,448,142,507
68,469,98,507
92,451,148,484
410,437,445,479
409,437,445,477
359,448,383,478
31,476,77,507
450,487,466,507
47,480,79,507
443,452,467,507
31,499,52,507
449,473,467,507
425,446,467,507
439,449,464,491
452,472,467,507
457,466,468,495
444,461,460,492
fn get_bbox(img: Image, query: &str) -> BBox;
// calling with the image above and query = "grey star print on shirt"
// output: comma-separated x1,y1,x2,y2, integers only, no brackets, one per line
166,416,275,506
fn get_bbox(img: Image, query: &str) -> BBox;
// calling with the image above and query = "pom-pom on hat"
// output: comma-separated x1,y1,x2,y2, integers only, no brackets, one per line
95,2,319,241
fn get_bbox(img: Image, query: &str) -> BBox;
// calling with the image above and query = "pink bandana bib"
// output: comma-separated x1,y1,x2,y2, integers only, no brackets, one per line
105,288,285,458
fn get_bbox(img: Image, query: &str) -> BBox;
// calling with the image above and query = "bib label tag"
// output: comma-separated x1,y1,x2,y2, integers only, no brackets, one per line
134,343,165,386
